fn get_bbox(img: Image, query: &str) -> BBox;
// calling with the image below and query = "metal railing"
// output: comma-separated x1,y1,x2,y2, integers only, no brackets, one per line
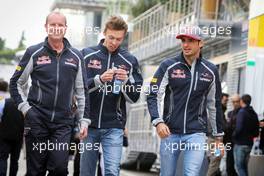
129,12,196,62
52,0,107,10
126,102,160,154
128,0,233,62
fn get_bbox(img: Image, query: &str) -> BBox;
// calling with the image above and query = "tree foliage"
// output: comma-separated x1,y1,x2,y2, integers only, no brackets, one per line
131,0,171,17
17,31,26,50
0,37,5,51
131,0,159,17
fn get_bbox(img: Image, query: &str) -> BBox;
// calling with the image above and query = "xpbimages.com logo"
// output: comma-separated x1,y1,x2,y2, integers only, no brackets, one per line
97,84,164,96
46,24,101,36
32,141,122,153
164,25,232,38
163,141,232,154
32,141,100,153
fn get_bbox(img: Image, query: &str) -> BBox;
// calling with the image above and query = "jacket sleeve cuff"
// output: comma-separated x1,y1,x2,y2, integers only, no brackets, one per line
212,132,225,137
122,77,129,85
18,102,31,115
80,118,91,129
0,99,5,121
152,118,164,127
94,75,104,87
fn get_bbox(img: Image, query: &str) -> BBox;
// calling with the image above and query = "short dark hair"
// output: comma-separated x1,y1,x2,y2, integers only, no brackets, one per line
241,94,251,106
104,15,128,34
222,93,229,98
0,80,8,92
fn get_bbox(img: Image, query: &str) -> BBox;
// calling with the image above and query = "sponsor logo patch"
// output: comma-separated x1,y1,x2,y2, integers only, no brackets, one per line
16,65,22,71
200,72,213,82
88,59,102,69
65,58,77,67
171,69,186,78
118,64,128,71
151,78,158,83
36,55,51,65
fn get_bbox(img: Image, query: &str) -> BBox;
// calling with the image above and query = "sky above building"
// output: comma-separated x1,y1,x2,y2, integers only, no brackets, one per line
0,0,54,49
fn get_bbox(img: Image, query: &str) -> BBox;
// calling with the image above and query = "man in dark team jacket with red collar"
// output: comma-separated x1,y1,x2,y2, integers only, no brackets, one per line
147,26,224,176
80,16,143,176
9,12,90,176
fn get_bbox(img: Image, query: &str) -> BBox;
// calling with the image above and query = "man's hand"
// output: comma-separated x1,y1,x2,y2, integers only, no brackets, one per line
114,69,128,81
156,123,171,138
124,127,128,137
23,108,31,118
79,127,88,140
215,137,225,157
100,69,114,83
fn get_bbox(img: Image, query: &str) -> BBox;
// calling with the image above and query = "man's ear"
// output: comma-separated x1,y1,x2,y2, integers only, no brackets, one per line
64,26,68,32
199,40,204,48
44,23,47,28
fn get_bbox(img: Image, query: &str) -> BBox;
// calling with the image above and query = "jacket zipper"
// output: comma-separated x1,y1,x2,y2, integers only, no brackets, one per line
194,71,198,91
198,95,206,128
198,95,206,116
98,53,111,128
183,61,196,134
116,96,122,121
37,80,42,104
165,86,174,124
51,51,64,122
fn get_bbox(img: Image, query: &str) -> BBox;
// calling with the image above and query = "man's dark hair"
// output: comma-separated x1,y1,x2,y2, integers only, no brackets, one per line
241,94,251,106
0,80,8,92
104,15,128,34
222,93,229,98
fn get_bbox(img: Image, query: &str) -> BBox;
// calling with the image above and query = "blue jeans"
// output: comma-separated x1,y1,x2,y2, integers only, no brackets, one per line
233,144,251,176
160,133,206,176
80,128,123,176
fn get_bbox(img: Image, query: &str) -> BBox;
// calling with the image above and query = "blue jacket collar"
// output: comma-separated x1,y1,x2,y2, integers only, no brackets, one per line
179,52,202,66
44,37,71,55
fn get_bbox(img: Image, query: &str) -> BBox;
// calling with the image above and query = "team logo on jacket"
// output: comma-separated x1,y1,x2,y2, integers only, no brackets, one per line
65,58,77,67
88,59,102,69
151,78,158,83
36,55,51,65
117,64,129,71
171,69,186,79
114,64,130,74
200,72,213,82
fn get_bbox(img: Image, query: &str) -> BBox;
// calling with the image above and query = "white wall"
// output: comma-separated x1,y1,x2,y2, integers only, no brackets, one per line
0,64,16,82
249,0,264,19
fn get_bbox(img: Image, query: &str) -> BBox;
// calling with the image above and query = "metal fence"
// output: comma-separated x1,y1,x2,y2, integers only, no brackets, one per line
128,0,233,63
126,102,160,154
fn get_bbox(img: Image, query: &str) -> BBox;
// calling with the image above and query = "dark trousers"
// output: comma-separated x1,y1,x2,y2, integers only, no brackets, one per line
0,138,23,176
24,108,72,176
226,147,237,176
73,150,80,176
72,139,80,176
97,152,103,176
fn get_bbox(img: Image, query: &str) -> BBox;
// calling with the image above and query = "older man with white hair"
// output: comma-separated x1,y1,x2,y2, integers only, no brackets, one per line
9,12,90,175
